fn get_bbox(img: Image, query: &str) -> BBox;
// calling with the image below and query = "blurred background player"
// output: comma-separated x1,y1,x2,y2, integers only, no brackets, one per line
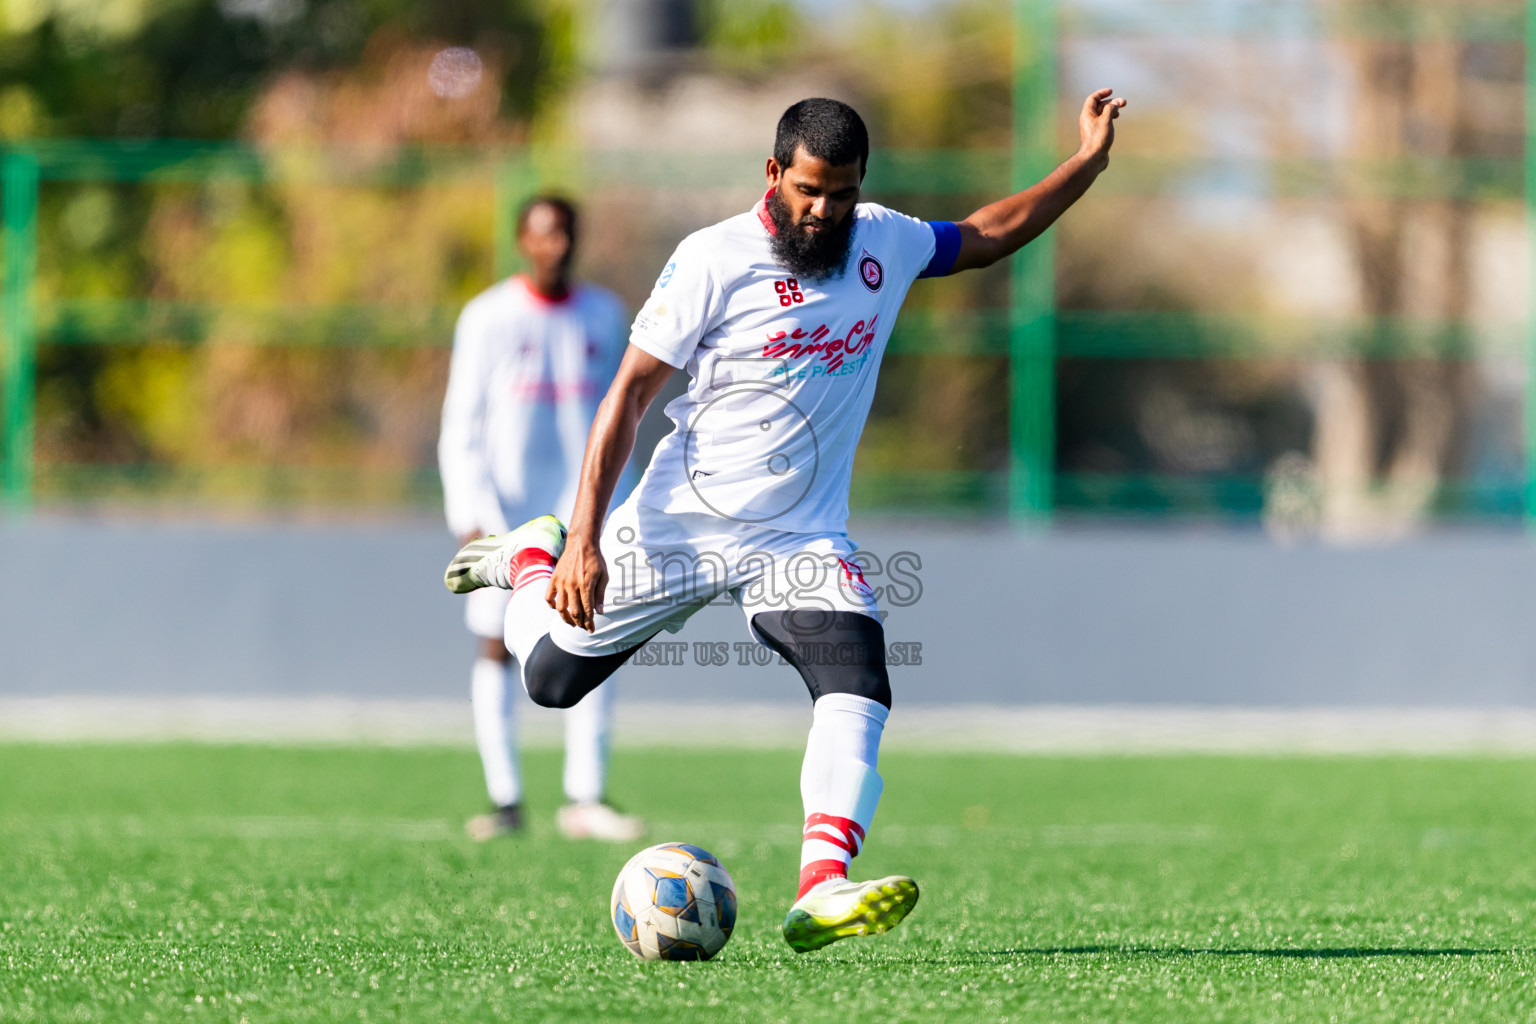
438,195,643,843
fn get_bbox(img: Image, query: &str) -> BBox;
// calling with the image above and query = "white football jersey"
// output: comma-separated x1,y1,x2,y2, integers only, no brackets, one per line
439,277,631,537
627,192,959,534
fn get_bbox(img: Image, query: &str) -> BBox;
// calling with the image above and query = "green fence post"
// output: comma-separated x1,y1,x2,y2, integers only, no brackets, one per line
1,147,38,513
1526,0,1536,528
1010,0,1057,522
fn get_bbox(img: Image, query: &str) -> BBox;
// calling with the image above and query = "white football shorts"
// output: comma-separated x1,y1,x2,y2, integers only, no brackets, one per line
545,498,881,658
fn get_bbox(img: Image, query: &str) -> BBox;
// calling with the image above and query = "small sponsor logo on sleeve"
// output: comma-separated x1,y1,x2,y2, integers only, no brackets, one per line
657,262,676,289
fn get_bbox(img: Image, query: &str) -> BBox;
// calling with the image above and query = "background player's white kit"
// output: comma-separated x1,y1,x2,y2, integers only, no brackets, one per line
438,269,637,837
440,276,629,540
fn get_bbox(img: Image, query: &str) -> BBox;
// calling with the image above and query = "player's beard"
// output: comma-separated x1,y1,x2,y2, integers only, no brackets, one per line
767,186,854,281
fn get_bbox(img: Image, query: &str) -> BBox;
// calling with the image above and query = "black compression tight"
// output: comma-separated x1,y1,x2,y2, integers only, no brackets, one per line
521,634,651,709
519,609,890,710
750,609,892,708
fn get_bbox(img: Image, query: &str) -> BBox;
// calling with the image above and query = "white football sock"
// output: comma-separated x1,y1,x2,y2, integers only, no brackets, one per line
470,657,521,808
562,682,613,805
502,572,558,668
798,693,887,897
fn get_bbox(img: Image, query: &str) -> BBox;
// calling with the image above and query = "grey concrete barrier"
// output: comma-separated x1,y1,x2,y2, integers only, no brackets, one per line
3,517,1535,706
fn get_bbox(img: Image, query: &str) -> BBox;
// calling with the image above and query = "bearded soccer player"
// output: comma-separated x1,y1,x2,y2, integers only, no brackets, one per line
439,195,642,844
445,89,1126,950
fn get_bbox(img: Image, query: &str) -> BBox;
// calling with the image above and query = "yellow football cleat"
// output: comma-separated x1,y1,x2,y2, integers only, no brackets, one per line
781,875,919,953
442,514,566,594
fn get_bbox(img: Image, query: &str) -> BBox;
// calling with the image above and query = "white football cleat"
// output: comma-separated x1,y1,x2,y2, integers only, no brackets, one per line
781,875,920,953
443,514,566,594
556,802,646,842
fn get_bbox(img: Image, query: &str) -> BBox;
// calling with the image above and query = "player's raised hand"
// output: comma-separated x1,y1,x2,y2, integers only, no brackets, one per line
1078,88,1127,166
548,534,607,632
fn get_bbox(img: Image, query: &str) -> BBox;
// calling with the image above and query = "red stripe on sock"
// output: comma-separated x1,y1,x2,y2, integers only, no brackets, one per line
511,548,556,574
513,566,552,589
803,813,866,856
510,549,556,594
797,859,848,900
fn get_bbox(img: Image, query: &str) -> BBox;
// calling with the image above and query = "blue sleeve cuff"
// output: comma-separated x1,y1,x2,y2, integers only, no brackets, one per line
918,221,961,279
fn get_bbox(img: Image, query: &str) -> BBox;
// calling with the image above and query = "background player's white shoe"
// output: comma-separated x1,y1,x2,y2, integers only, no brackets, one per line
781,875,919,953
556,802,645,842
443,514,566,594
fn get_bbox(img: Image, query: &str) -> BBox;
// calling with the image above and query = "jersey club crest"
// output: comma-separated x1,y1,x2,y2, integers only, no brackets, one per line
857,252,883,293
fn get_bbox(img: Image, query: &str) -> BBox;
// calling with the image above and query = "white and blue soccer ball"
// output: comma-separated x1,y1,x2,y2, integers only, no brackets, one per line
610,842,737,961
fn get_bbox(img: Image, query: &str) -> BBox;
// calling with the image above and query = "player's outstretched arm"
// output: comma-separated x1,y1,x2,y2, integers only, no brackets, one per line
548,345,675,631
948,88,1126,273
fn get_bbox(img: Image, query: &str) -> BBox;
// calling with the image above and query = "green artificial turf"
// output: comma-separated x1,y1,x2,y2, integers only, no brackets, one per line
2,744,1534,1022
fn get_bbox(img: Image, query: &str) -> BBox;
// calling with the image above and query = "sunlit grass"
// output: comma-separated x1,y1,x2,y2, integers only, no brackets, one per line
2,745,1533,1022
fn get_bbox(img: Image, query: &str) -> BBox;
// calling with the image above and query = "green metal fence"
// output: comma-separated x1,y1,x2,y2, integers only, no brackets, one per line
0,142,1044,517
0,1,1532,523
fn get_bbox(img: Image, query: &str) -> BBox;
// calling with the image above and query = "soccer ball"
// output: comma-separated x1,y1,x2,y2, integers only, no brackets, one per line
610,842,737,961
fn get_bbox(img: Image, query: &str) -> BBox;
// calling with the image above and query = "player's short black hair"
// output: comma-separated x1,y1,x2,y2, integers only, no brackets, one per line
774,98,869,175
516,194,578,237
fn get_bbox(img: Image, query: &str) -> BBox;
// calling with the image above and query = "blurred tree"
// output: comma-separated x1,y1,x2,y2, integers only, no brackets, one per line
1312,1,1501,538
847,0,1012,150
0,0,549,139
128,24,529,476
12,0,563,509
694,0,798,72
20,0,1518,524
832,0,1019,498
